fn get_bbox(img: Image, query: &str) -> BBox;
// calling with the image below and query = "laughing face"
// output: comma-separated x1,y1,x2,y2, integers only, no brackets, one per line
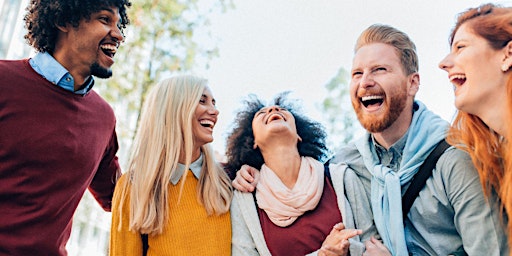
54,6,124,85
252,105,298,148
438,23,508,117
192,86,219,147
350,43,418,133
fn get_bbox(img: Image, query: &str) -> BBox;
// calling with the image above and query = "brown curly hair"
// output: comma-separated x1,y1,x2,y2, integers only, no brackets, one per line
24,0,131,54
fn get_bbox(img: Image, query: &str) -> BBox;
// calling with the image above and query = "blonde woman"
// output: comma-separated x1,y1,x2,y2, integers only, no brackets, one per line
109,75,232,255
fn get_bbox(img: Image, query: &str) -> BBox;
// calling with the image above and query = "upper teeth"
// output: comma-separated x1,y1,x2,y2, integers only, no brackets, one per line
101,44,117,53
361,95,383,101
200,120,214,127
450,74,466,81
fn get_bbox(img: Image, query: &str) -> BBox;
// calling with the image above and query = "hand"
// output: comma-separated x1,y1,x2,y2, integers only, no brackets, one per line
363,236,391,256
319,223,362,256
232,165,260,192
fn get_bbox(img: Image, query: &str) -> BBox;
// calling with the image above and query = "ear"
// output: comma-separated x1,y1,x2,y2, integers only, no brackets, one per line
253,143,258,150
55,22,69,33
501,41,512,72
297,135,302,143
407,72,420,97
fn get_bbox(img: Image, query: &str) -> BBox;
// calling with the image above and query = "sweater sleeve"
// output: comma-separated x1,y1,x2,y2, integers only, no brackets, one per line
231,192,267,256
109,175,143,256
89,129,122,211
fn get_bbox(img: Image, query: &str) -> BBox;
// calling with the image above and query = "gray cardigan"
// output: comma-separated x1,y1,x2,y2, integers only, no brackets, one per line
231,162,378,256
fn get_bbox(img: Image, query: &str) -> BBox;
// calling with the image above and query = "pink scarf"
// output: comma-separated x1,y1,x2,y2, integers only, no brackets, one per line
256,156,324,227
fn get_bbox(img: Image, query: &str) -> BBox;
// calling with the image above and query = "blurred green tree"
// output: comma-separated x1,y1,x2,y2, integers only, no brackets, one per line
69,1,233,254
320,67,362,154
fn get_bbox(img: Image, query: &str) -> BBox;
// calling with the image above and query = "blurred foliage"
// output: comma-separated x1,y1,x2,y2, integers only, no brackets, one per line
94,0,233,157
320,67,362,153
69,2,234,254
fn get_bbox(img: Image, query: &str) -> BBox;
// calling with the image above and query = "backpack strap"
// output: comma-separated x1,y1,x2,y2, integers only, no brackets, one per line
324,160,332,185
141,233,149,256
401,139,450,220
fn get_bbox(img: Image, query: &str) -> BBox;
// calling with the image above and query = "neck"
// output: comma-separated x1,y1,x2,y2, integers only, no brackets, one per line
260,145,301,189
477,100,507,137
51,48,89,89
373,105,413,149
178,146,201,164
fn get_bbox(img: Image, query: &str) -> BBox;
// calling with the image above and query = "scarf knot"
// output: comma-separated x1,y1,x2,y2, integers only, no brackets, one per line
356,101,448,256
256,156,324,227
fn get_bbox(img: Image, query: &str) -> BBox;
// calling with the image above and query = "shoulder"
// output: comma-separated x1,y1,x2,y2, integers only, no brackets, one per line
113,173,131,198
435,146,476,178
231,191,255,210
431,146,482,196
331,142,360,164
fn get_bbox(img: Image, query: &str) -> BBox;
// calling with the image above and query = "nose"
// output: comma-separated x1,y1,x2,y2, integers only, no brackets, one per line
208,104,219,116
111,24,124,44
359,72,375,88
267,105,281,113
438,54,452,71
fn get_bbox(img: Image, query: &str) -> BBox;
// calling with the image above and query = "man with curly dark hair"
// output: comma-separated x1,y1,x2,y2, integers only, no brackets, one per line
0,0,131,255
225,93,379,256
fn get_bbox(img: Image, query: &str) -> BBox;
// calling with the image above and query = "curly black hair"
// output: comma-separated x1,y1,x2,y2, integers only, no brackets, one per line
224,92,329,176
24,0,131,53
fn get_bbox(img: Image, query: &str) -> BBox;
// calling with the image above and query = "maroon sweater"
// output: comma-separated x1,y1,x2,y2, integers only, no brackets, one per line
258,177,343,256
0,59,121,256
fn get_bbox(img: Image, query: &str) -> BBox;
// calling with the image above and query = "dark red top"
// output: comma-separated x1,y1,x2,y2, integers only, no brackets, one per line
0,59,121,256
257,176,342,256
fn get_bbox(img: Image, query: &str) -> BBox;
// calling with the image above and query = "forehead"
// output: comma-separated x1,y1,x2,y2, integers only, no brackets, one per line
202,86,214,97
452,23,476,43
94,6,121,18
352,43,401,68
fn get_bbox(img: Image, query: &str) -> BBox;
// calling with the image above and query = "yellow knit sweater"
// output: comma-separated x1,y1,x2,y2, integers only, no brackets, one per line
110,171,231,256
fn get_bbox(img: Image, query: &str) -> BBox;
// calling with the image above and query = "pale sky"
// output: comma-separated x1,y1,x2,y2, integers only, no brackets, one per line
199,0,508,153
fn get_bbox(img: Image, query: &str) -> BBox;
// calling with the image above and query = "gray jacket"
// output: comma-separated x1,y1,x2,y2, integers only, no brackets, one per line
333,136,509,256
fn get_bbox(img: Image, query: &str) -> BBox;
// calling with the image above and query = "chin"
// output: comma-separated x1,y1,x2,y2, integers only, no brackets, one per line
91,63,113,79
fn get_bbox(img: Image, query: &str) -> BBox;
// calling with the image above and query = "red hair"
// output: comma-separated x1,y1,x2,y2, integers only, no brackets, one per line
447,3,512,249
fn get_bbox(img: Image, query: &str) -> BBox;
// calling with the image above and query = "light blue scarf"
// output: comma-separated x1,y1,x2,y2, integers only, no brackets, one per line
355,101,448,256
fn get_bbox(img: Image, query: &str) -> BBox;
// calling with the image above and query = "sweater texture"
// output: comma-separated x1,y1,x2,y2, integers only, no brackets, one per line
110,171,231,255
0,59,120,256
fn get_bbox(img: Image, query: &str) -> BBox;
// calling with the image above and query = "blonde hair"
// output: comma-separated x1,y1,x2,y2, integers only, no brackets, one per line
116,75,232,235
355,24,418,75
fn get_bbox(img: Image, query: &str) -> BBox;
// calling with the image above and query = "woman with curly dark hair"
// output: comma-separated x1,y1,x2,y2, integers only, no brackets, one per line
226,93,379,256
0,0,130,255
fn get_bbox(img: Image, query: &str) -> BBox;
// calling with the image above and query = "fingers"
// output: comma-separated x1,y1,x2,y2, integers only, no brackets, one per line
369,236,388,251
240,165,255,183
321,239,350,256
232,177,250,192
232,165,259,192
364,236,392,256
332,222,345,231
331,222,362,240
341,228,363,240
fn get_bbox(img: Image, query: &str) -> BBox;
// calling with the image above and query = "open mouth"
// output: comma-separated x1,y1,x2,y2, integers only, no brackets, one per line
449,74,466,87
100,44,117,58
360,95,384,108
200,119,215,128
265,113,285,124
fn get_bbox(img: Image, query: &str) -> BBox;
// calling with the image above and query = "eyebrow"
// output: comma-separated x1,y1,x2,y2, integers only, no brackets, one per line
99,7,116,14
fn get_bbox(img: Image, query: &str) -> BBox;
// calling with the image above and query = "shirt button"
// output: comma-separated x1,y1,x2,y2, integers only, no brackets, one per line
66,77,71,82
